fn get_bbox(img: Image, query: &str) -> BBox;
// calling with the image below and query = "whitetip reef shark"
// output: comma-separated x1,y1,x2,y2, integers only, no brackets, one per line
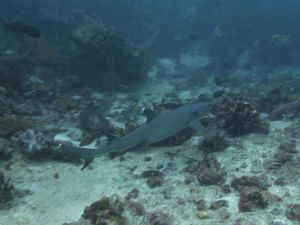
61,102,211,170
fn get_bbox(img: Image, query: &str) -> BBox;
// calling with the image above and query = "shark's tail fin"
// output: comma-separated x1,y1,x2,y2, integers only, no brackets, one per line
60,144,99,170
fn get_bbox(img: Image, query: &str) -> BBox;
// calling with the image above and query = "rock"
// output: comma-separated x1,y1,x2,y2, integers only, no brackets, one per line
205,96,269,135
231,175,269,191
63,218,92,225
218,209,231,220
145,211,172,225
0,139,14,160
209,200,228,210
141,170,163,178
199,129,229,153
0,116,31,138
140,170,165,188
197,155,225,185
238,186,280,212
268,140,298,169
0,172,30,209
197,211,209,219
146,176,164,188
270,219,289,225
0,57,25,92
194,198,206,211
0,172,14,207
127,200,146,216
286,204,300,221
77,108,113,145
70,15,149,91
82,196,127,225
125,188,139,200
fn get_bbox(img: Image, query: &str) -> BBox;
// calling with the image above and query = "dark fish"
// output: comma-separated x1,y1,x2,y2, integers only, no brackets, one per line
189,34,201,40
3,21,41,38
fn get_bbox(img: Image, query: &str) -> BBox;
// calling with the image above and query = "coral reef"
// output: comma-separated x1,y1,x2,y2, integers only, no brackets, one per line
82,196,127,225
0,116,31,138
238,186,280,212
230,176,280,212
208,96,269,135
70,15,149,91
199,128,229,153
13,129,50,155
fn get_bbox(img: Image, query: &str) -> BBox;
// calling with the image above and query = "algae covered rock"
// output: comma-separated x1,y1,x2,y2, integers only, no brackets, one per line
145,211,172,225
286,204,300,221
238,186,280,212
0,116,31,138
0,172,29,209
0,172,14,207
207,96,269,136
197,155,225,185
70,15,149,91
66,196,127,225
199,128,229,153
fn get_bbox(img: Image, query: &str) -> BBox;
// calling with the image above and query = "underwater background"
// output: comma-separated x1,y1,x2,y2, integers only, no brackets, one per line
1,0,300,224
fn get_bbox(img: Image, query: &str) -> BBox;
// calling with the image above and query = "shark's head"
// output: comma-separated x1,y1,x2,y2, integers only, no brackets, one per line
189,102,212,117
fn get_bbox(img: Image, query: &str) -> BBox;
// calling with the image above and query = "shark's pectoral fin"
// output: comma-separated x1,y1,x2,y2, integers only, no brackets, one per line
61,144,98,170
81,158,94,170
188,118,205,132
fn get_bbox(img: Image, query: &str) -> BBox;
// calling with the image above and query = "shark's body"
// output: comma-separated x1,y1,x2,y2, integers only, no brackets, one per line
62,102,211,169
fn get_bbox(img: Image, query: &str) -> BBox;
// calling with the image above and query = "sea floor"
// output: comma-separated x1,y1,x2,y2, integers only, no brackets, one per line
0,120,299,225
1,56,300,225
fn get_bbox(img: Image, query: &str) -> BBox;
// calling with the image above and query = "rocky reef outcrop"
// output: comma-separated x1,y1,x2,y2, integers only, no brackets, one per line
70,15,149,91
205,96,269,136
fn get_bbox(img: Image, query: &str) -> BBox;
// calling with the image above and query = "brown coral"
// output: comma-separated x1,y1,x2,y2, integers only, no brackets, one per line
208,96,269,135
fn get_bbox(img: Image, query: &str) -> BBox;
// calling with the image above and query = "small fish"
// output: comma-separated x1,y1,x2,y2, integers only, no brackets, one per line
3,21,41,38
189,34,201,40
